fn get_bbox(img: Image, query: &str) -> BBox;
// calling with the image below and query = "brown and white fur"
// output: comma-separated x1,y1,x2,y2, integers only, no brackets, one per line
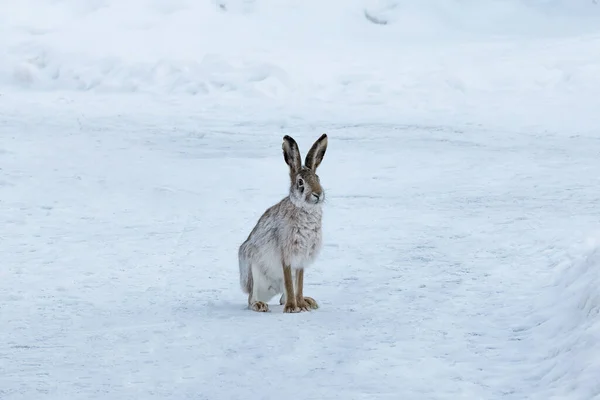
238,134,328,313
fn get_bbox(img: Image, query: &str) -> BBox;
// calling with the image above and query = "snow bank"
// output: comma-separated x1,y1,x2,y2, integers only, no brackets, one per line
526,236,600,399
1,0,600,113
365,0,600,35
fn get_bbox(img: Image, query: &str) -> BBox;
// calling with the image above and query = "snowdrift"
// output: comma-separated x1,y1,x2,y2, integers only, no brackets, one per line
526,237,600,399
1,0,600,111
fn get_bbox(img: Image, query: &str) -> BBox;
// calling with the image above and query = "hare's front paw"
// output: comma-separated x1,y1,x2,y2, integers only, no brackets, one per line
250,301,269,312
283,301,300,313
297,296,319,311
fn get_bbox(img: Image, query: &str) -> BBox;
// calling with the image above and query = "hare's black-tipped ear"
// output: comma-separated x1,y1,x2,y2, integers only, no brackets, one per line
305,133,328,171
282,135,302,175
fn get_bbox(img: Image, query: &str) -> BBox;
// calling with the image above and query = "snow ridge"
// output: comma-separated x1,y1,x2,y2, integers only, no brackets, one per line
2,0,600,102
520,237,600,399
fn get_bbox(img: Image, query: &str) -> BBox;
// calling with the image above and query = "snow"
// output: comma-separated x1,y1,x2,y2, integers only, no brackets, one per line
1,0,600,399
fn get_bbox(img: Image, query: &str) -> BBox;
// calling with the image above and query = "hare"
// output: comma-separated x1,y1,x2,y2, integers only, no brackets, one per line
238,134,328,313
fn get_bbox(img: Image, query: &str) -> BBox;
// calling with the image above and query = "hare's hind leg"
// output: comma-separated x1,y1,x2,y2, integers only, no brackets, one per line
248,293,268,312
248,264,270,312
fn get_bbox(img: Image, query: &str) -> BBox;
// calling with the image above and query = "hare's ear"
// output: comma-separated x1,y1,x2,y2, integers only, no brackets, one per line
305,133,328,171
282,135,302,175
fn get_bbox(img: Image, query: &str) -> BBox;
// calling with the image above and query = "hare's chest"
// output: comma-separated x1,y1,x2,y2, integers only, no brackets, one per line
284,216,322,269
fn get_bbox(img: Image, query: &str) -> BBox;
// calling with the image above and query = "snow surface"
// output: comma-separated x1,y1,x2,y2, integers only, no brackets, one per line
1,0,600,399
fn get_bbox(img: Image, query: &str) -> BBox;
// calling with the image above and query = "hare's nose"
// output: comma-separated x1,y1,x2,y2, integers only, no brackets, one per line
312,193,321,200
